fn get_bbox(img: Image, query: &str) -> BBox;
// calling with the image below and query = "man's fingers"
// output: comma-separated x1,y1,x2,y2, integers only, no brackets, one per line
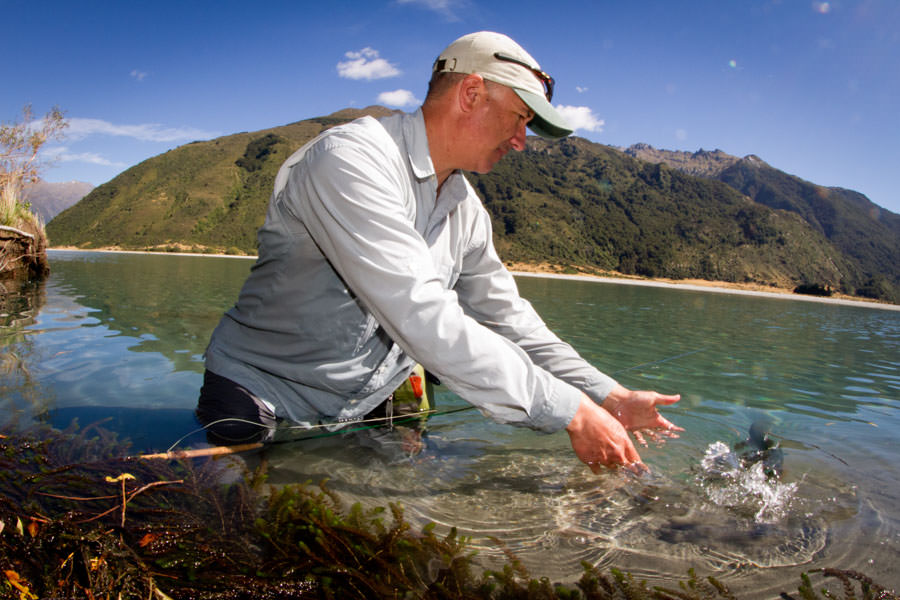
651,415,684,433
583,438,642,471
621,439,648,474
658,417,685,432
625,460,649,475
654,393,681,405
633,430,648,447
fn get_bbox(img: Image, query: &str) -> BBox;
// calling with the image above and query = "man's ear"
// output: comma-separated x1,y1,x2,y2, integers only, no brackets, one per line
457,73,486,114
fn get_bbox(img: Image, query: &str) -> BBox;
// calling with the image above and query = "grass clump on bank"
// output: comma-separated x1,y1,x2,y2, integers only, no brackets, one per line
0,105,66,279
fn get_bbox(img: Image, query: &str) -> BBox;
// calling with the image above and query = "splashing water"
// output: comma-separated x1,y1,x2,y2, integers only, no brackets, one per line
697,441,798,523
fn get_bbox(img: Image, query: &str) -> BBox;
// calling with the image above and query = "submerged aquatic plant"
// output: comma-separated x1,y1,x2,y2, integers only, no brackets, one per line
253,481,480,597
0,422,896,599
784,568,898,600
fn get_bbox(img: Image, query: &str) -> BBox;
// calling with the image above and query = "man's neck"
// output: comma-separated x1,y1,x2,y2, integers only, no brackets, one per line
422,103,457,189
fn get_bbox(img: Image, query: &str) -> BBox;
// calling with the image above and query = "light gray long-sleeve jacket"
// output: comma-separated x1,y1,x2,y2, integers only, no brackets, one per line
204,109,618,432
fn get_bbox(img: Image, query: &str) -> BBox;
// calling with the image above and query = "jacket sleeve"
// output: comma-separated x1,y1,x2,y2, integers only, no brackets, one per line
283,130,582,432
453,204,620,406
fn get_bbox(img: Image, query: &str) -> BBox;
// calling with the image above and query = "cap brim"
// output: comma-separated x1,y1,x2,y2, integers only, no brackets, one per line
513,89,573,140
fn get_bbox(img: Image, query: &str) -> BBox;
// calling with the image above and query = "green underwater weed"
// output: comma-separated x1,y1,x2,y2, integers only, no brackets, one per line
0,422,896,599
784,568,897,600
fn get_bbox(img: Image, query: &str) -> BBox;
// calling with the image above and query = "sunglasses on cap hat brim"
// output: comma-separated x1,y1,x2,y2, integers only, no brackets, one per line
492,52,555,103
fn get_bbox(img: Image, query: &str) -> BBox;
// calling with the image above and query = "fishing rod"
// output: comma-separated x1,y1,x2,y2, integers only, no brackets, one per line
135,405,478,461
138,346,707,461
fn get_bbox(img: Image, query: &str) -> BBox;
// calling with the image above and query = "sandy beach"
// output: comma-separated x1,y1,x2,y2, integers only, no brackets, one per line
48,247,899,312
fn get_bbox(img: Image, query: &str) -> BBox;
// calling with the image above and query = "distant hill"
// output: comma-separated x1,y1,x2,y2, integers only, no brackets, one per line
625,144,900,301
23,180,94,223
48,107,396,254
623,144,740,177
47,108,898,303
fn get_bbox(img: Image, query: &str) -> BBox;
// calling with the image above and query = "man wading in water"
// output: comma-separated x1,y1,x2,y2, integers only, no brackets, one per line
198,31,682,472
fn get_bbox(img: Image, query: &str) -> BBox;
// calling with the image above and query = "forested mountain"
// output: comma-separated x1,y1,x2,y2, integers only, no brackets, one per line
471,138,855,292
626,144,900,301
47,108,899,303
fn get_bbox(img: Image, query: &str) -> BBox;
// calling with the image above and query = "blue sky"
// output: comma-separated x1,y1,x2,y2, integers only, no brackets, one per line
5,0,899,214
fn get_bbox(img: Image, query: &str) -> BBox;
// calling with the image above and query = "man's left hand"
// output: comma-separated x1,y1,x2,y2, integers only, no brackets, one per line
602,384,683,446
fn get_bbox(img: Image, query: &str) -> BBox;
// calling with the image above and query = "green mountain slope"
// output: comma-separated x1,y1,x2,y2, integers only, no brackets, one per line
470,138,854,290
48,107,394,253
625,144,900,301
716,157,900,299
47,108,897,303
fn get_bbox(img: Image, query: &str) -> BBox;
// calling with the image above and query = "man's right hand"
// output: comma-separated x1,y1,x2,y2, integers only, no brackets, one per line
565,394,645,473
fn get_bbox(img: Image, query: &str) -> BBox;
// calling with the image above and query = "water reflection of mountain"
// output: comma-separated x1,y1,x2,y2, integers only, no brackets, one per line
47,251,252,374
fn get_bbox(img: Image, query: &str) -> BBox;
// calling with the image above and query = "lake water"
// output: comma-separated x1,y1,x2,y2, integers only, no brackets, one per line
3,250,899,597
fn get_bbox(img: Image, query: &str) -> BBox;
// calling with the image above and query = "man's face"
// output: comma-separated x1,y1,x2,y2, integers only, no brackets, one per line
467,81,533,174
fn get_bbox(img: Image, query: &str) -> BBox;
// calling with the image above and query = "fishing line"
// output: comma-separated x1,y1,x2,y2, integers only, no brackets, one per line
766,433,849,466
144,346,708,459
158,405,475,456
611,346,707,376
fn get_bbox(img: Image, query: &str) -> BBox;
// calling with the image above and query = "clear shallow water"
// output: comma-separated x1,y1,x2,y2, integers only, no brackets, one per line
2,250,899,597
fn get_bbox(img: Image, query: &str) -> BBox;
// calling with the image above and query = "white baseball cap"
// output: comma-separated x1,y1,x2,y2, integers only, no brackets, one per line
433,31,573,140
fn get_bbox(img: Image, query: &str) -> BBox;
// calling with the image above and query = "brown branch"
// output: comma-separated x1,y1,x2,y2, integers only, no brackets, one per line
137,442,264,460
35,491,119,502
74,479,184,526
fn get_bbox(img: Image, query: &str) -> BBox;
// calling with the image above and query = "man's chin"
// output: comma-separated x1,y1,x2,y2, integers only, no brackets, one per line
470,163,497,175
479,154,507,173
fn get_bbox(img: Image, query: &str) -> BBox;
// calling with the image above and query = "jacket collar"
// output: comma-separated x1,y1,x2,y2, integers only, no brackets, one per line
402,108,436,182
381,109,469,228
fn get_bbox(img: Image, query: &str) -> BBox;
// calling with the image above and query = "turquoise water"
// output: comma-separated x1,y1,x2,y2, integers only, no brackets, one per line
3,250,898,596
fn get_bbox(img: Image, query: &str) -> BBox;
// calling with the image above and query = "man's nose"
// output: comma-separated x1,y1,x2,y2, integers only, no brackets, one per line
510,121,527,151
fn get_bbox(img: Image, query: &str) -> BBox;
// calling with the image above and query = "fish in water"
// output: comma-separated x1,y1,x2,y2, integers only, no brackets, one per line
649,420,794,544
733,420,784,478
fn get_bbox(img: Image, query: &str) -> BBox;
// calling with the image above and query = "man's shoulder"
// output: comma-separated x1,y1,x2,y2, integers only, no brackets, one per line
319,115,396,148
273,116,402,194
290,116,402,170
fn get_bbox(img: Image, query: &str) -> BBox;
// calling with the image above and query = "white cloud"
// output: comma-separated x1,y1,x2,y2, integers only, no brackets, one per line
554,105,605,133
130,69,148,81
337,48,401,80
43,146,127,167
576,86,588,93
377,89,420,107
395,0,464,21
65,118,220,143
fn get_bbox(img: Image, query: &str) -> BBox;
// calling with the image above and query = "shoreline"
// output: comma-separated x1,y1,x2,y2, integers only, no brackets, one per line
48,247,899,311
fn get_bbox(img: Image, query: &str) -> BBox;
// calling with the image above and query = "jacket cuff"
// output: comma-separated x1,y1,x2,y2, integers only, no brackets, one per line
585,372,619,405
530,376,583,433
